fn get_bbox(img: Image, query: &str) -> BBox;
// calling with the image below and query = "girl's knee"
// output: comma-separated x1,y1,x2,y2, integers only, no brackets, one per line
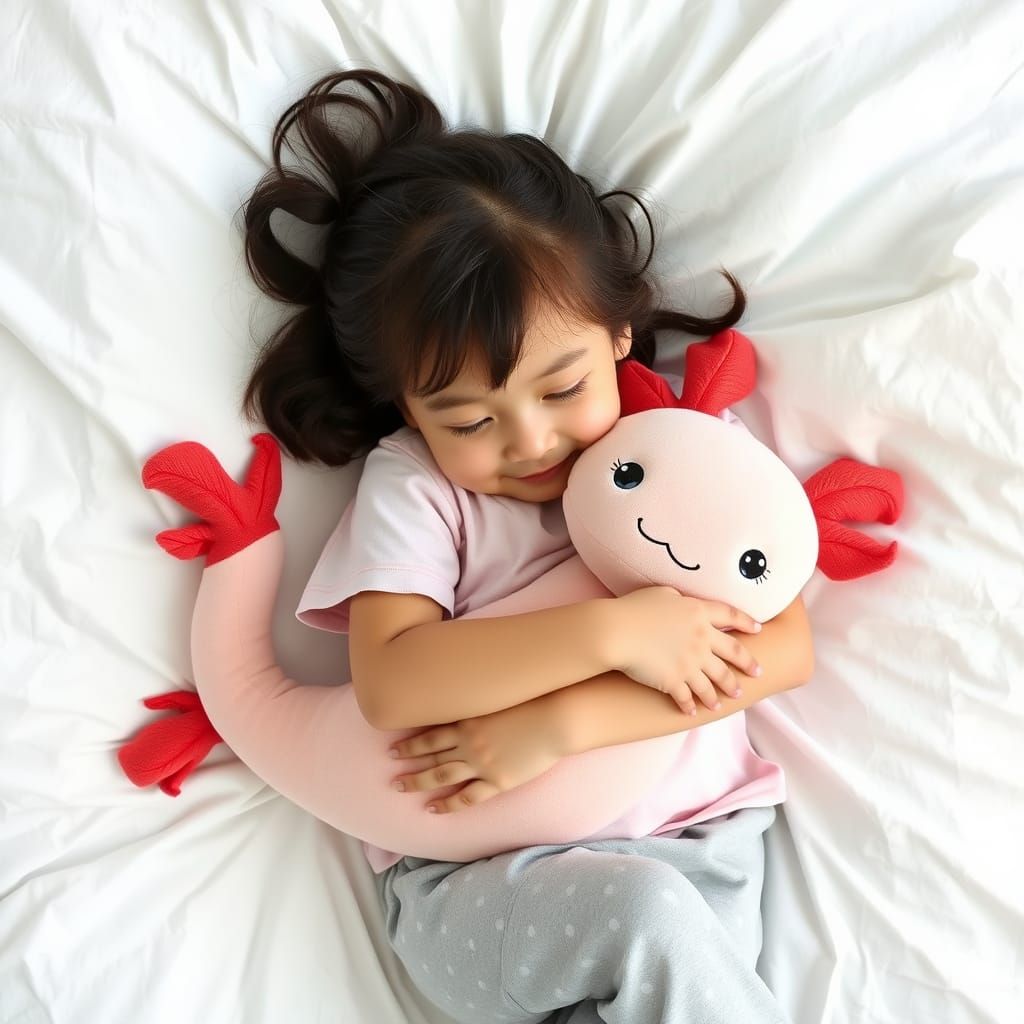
609,857,715,936
531,852,716,952
502,854,726,1015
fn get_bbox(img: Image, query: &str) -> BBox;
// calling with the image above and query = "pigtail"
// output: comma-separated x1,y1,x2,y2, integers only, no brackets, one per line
636,268,747,367
242,302,403,466
240,70,444,465
594,187,746,368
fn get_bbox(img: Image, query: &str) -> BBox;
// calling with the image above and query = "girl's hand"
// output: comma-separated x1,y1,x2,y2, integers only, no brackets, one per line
608,588,764,715
388,697,566,814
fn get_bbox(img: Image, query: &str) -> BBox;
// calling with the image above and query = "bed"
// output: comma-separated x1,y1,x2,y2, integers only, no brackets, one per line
2,2,1022,1022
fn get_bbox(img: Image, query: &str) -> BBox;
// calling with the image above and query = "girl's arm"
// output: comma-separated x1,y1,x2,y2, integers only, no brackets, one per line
388,595,812,811
349,589,616,730
349,581,762,731
552,595,813,755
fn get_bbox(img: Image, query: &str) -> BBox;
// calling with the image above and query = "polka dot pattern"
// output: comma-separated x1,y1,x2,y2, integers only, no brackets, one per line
379,807,779,1021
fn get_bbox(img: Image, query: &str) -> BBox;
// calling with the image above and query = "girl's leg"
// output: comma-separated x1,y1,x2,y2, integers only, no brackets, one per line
376,854,550,1024
497,815,784,1023
648,805,776,970
548,1000,603,1023
376,807,784,1024
571,805,776,973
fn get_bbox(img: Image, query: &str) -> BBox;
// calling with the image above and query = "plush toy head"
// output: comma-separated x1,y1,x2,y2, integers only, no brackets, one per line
564,407,819,622
564,329,904,621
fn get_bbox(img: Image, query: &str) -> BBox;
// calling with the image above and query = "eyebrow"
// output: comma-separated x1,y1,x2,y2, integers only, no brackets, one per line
422,347,589,411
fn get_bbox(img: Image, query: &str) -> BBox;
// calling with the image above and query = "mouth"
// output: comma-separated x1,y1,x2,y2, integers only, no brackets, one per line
637,517,700,571
515,454,574,483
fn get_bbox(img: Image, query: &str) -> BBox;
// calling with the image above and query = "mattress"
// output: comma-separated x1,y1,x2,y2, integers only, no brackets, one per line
2,2,1022,1022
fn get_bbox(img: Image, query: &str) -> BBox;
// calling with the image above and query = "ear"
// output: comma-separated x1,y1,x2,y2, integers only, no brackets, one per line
613,324,633,361
394,395,419,431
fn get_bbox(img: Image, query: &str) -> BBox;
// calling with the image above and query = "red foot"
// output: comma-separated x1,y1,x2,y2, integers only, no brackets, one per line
142,433,282,565
117,691,223,796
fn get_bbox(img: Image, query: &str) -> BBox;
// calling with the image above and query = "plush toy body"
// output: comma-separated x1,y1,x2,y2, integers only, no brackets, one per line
120,330,903,862
188,529,683,861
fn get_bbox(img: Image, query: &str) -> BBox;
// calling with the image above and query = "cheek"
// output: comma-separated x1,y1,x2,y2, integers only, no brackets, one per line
432,436,497,485
573,392,622,444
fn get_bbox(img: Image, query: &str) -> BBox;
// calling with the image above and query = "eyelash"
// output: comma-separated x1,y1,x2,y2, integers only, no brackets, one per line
449,422,488,437
550,379,589,402
447,379,589,437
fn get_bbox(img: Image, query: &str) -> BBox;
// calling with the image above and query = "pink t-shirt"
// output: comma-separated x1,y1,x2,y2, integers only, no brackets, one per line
297,418,785,872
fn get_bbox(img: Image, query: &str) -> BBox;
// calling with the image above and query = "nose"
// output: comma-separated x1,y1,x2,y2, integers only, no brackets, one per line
504,409,557,463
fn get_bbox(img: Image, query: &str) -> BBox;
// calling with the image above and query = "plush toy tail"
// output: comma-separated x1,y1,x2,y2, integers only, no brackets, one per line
804,458,905,580
118,434,283,795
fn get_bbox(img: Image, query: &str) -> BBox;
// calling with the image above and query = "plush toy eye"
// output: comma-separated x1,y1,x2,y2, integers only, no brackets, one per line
612,461,645,489
739,549,768,581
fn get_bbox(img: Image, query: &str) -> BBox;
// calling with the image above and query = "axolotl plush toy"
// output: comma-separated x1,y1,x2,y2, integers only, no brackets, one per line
120,329,903,862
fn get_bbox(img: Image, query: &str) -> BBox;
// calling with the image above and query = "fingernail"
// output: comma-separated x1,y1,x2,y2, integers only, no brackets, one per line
733,689,743,698
427,805,438,814
688,708,697,716
712,701,721,710
388,748,400,758
754,665,763,677
754,622,762,632
392,781,405,792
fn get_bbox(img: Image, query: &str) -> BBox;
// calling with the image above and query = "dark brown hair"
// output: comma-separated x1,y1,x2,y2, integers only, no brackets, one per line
240,68,745,466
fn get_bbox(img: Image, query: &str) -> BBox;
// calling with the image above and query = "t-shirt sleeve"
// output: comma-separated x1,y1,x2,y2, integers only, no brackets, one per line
295,439,462,634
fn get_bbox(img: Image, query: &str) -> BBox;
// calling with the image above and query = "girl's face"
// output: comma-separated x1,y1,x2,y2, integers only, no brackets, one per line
400,303,632,502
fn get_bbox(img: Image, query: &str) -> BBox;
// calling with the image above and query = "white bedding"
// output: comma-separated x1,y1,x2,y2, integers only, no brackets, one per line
2,2,1023,1022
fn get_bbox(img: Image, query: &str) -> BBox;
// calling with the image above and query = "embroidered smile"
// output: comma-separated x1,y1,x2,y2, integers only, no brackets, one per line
636,518,700,571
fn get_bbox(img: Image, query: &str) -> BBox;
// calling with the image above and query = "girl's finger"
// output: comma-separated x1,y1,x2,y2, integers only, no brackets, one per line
690,671,721,711
390,725,459,759
705,659,741,699
705,601,762,635
711,633,762,679
668,683,698,716
430,780,500,815
393,758,474,793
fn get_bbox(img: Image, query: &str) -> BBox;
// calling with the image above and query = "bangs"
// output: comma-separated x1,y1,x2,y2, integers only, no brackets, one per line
382,213,615,400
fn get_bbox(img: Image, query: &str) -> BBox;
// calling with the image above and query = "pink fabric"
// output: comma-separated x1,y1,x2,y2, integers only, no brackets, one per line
297,416,784,873
192,534,685,867
564,407,820,623
579,717,784,847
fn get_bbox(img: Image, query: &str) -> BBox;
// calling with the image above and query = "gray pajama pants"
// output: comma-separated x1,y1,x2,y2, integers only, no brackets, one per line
374,806,787,1024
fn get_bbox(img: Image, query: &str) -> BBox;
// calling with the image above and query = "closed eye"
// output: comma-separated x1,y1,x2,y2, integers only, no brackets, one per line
447,377,589,436
448,419,489,437
546,378,588,401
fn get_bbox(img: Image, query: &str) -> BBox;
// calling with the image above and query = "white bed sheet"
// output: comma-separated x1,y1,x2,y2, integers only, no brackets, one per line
2,2,1023,1022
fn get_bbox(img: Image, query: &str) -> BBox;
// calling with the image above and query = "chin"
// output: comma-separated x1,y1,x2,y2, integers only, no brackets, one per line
506,478,567,503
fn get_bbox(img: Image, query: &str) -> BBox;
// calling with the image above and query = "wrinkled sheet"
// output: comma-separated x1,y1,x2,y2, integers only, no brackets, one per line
2,2,1022,1022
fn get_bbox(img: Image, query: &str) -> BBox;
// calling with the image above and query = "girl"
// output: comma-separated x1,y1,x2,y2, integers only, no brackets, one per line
243,69,812,1024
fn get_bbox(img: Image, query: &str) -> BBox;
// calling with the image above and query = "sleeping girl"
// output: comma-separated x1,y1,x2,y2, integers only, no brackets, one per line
236,68,812,1023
